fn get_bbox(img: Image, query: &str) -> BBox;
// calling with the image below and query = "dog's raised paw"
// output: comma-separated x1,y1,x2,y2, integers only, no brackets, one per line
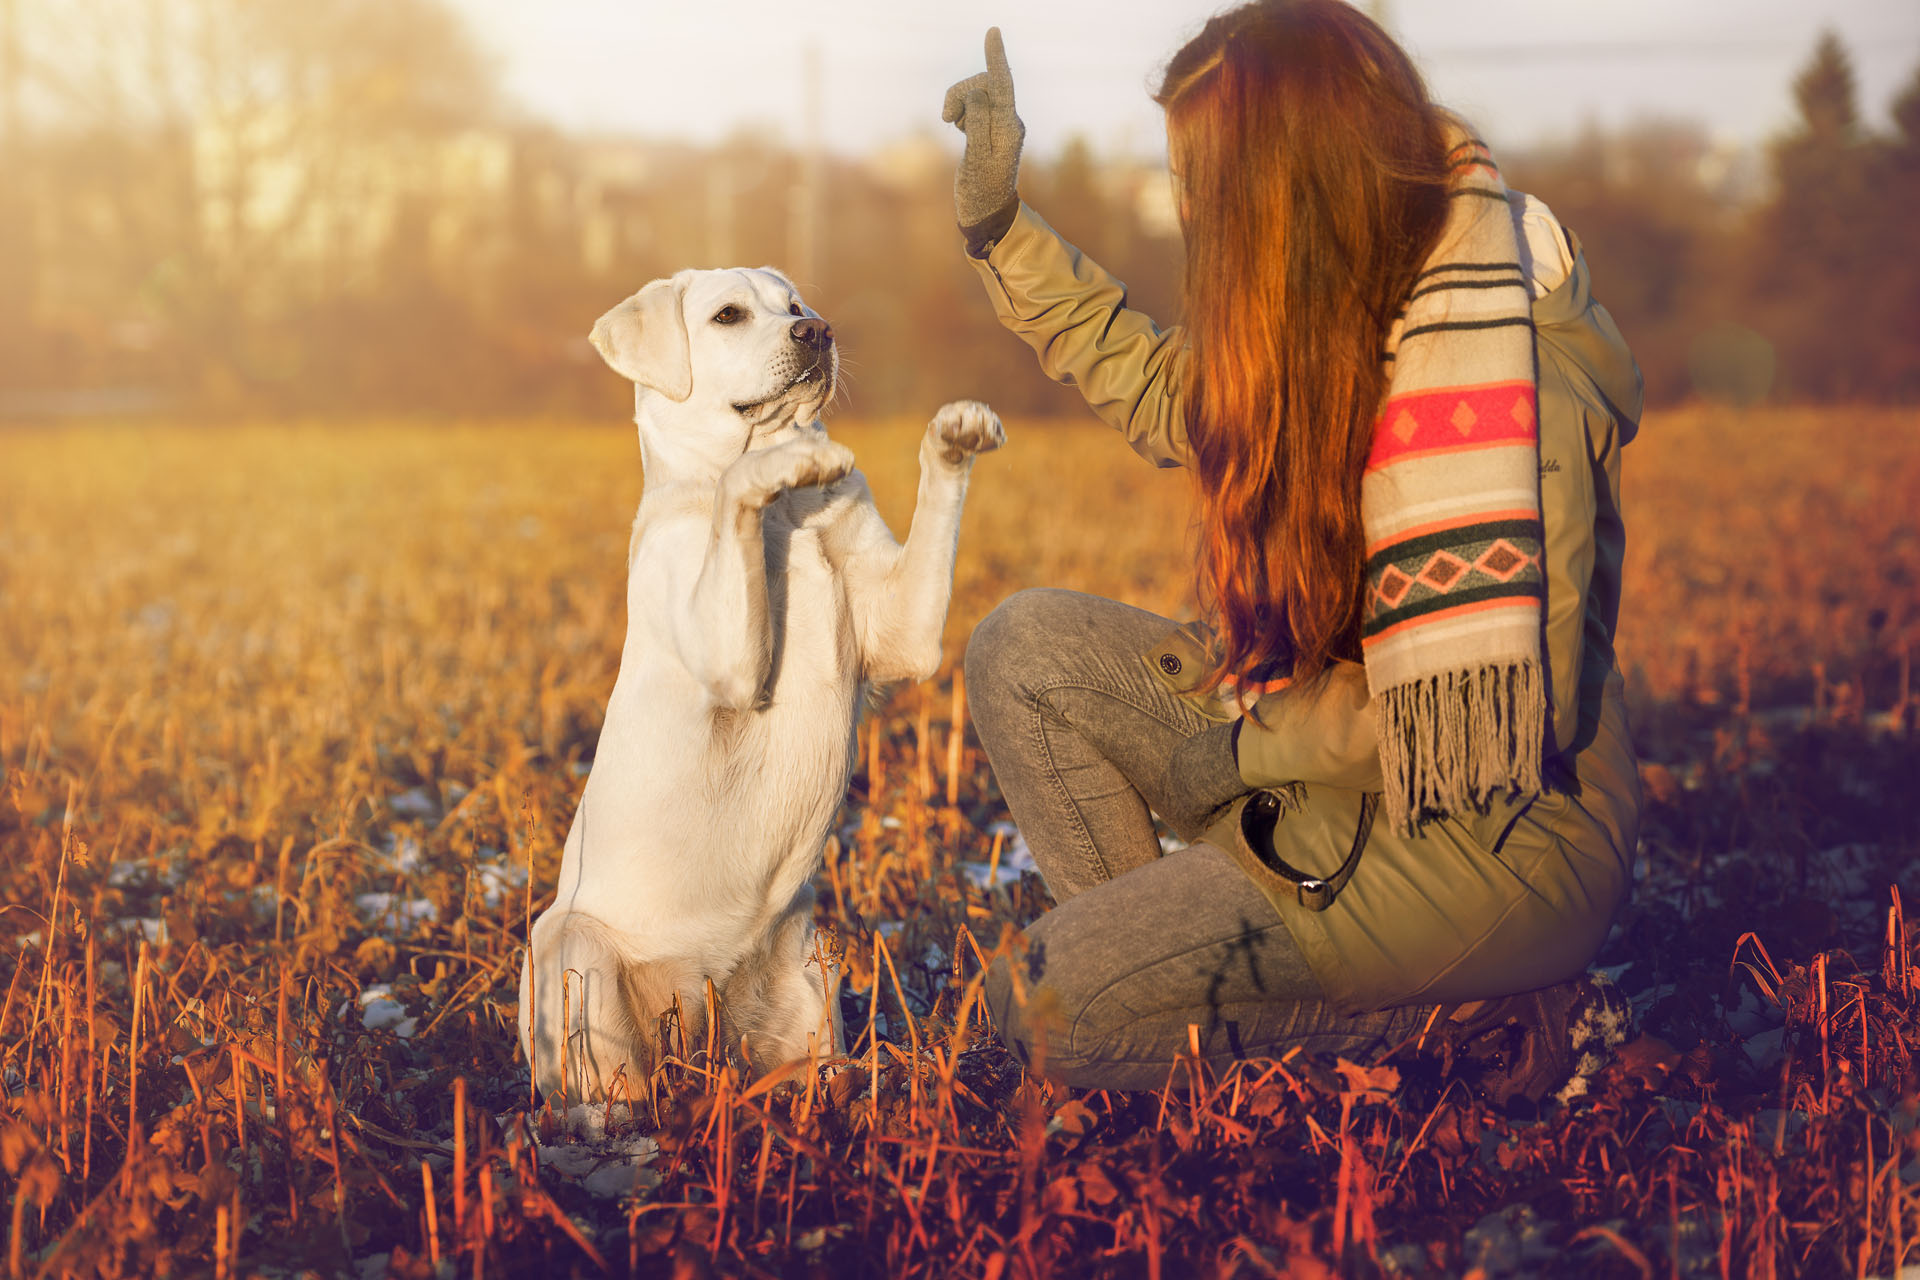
928,399,1005,466
733,435,856,505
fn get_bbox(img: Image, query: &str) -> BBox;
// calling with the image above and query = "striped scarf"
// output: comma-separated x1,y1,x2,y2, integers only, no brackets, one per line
1364,130,1546,834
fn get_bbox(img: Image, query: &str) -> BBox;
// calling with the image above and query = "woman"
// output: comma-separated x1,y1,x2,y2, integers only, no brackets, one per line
941,1,1642,1103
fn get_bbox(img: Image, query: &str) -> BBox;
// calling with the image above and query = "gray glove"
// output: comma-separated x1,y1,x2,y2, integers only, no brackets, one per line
1161,720,1250,841
942,27,1025,249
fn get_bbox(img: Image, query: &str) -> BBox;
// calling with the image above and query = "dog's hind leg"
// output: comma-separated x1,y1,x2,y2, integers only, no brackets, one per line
520,912,706,1106
722,890,844,1076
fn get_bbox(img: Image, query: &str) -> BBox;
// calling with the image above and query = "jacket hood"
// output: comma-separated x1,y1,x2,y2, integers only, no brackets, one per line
1533,239,1645,445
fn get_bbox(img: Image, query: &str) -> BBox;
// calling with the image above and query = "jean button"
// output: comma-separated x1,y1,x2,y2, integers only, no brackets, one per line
1158,652,1182,676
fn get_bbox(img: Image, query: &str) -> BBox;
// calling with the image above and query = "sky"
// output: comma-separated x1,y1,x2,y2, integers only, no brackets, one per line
445,0,1920,160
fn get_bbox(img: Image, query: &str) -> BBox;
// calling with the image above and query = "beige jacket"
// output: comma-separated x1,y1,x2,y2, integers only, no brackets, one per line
967,202,1644,1012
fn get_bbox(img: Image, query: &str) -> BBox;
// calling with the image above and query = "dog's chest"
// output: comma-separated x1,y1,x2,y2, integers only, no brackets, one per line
761,500,856,690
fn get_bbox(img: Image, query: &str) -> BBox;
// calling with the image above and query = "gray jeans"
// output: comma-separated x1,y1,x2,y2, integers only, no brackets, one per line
965,589,1436,1090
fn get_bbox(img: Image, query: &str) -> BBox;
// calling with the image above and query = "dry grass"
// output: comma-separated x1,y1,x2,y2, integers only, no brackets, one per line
0,406,1915,1278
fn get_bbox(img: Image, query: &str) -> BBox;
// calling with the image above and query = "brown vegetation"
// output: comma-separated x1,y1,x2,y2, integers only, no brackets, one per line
1,406,1916,1277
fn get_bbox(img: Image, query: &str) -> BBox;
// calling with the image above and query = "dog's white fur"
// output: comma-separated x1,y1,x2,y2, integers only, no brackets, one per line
518,265,1002,1101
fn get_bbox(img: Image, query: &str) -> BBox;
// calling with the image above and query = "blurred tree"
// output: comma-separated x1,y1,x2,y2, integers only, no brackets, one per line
1793,31,1859,140
4,0,501,412
1031,135,1111,260
1750,30,1874,401
1508,121,1728,405
1862,64,1920,399
1894,63,1920,149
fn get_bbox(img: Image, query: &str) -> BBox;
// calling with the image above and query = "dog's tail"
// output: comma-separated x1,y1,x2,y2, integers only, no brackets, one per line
522,912,709,1108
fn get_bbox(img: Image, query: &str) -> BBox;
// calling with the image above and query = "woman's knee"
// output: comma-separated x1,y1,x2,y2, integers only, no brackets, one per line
982,916,1106,1076
966,588,1083,677
964,588,1084,724
985,955,1087,1078
982,954,1031,1067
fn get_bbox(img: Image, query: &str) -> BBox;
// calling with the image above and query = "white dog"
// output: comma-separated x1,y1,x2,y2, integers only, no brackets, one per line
518,266,1003,1102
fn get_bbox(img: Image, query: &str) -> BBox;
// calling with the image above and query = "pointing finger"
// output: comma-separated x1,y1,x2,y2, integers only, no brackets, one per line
985,27,1012,87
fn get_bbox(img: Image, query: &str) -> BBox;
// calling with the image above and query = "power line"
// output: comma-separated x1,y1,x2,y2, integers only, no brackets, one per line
1412,35,1919,64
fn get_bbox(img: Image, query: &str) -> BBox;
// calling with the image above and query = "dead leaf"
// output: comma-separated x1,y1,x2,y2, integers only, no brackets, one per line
1335,1058,1401,1102
1049,1098,1097,1138
1077,1161,1121,1206
1616,1034,1683,1088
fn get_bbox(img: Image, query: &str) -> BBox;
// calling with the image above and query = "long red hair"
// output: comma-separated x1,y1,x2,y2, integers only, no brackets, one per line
1157,0,1452,693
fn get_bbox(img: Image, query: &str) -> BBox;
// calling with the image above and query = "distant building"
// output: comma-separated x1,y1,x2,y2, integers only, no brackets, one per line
191,109,516,289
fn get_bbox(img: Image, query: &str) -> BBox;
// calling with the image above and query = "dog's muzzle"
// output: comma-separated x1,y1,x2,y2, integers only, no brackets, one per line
732,318,838,420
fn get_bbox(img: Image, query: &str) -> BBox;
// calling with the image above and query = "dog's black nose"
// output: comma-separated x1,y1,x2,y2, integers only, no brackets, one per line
790,317,833,350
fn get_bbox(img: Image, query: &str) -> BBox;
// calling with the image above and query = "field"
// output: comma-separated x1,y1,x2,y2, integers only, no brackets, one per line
1,406,1917,1278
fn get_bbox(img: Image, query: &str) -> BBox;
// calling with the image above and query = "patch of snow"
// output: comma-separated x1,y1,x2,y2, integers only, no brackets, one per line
1754,1109,1811,1143
373,833,426,875
960,827,1037,889
1803,844,1877,900
1742,1026,1787,1070
1864,709,1911,736
354,893,438,932
358,986,416,1037
1725,985,1779,1037
388,787,439,819
106,854,188,890
1630,982,1677,1021
959,861,1019,889
472,857,528,909
1462,1203,1558,1274
106,917,169,946
535,1107,661,1199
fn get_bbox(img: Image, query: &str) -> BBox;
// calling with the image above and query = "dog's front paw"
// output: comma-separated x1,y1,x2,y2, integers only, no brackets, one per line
731,436,857,507
785,436,857,490
926,400,1005,467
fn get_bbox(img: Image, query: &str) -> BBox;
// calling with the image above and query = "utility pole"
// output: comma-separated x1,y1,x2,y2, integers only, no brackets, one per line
0,0,30,384
789,41,823,289
0,0,18,156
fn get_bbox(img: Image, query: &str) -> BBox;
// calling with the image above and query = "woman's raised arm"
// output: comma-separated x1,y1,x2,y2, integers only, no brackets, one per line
944,30,1192,469
966,205,1193,470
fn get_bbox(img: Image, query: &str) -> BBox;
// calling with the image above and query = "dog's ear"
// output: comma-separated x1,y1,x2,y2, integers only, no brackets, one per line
590,277,692,401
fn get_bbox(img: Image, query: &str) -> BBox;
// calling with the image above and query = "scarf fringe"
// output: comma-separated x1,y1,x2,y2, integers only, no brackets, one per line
1376,661,1545,835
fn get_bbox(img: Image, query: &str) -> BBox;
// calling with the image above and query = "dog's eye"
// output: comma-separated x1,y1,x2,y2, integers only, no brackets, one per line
787,302,803,317
712,305,746,325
